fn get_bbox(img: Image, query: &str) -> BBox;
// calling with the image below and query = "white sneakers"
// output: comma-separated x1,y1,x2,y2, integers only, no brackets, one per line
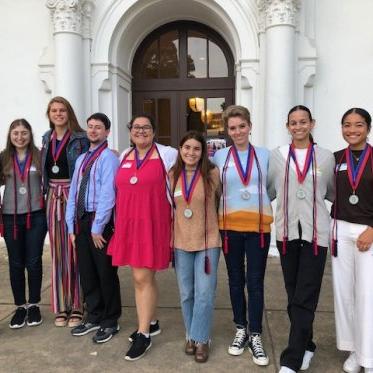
343,352,361,373
279,367,296,373
300,350,314,370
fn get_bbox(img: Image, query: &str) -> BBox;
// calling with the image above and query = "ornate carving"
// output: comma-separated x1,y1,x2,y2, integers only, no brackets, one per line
46,0,82,34
81,1,95,39
257,0,300,29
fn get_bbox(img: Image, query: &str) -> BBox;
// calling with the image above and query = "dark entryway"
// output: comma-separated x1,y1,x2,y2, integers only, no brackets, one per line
132,21,235,147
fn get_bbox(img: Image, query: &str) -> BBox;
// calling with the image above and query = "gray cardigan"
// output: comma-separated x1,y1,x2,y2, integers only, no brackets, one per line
267,145,335,247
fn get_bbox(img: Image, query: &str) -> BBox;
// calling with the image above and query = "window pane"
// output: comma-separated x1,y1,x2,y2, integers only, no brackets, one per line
187,97,206,132
157,98,171,137
209,40,228,77
140,40,159,79
206,98,225,138
160,31,179,78
187,31,207,78
143,99,156,118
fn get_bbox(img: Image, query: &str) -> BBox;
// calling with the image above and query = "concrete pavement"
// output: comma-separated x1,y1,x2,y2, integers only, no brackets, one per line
0,241,346,372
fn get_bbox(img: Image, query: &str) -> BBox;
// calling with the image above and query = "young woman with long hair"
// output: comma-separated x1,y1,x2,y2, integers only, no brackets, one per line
268,105,335,372
170,130,221,363
0,119,47,328
331,108,373,373
41,96,89,327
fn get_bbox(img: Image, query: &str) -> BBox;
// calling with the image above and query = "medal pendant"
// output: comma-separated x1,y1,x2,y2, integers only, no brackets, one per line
130,176,138,184
19,186,27,195
241,190,251,200
296,189,306,199
52,165,59,174
349,194,359,205
184,208,193,219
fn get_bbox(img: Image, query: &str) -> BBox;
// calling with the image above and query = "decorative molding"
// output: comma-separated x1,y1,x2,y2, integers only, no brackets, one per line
81,1,95,39
257,0,300,29
46,0,82,34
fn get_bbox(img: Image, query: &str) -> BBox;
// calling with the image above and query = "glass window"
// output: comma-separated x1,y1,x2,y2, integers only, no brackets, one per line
187,31,207,78
206,98,225,137
187,97,206,132
140,40,159,79
160,31,179,78
209,40,228,78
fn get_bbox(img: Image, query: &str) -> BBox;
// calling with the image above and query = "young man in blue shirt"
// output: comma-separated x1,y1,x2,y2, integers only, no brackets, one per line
66,112,121,343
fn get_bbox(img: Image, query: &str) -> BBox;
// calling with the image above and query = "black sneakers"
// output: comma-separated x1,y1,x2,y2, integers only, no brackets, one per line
128,320,161,342
228,327,249,355
71,322,100,336
27,305,43,327
92,325,120,344
9,307,27,329
125,333,152,361
248,333,269,366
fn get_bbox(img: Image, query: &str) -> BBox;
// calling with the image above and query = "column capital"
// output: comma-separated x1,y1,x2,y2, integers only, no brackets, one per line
81,1,95,39
46,0,82,34
257,0,300,30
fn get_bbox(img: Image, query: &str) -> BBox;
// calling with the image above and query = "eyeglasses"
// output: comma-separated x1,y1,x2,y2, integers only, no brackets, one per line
130,125,153,133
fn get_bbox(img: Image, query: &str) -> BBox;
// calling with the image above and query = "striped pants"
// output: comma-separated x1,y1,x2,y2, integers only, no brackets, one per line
47,180,81,314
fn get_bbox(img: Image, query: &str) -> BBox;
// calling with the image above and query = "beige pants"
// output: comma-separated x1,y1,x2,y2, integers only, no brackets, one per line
331,219,373,368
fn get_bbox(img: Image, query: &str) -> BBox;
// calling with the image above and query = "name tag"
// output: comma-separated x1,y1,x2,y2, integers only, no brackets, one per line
337,163,347,172
30,165,37,172
122,162,132,168
174,188,182,197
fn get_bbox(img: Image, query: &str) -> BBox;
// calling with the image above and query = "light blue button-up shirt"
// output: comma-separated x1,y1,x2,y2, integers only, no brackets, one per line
66,146,119,235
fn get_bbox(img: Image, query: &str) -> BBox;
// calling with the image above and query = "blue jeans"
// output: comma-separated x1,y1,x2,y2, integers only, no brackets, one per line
3,211,47,305
174,248,220,343
223,231,270,333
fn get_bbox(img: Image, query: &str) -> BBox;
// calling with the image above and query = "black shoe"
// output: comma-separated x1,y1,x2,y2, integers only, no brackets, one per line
92,325,120,344
9,307,27,329
125,333,152,361
27,305,43,326
248,333,269,366
228,327,249,356
128,320,161,342
71,322,100,336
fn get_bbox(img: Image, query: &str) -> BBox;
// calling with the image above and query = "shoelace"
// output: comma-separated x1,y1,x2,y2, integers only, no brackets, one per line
232,328,247,347
250,334,266,357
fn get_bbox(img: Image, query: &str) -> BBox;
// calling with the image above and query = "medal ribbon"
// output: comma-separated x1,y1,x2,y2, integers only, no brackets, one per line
345,144,371,191
134,143,155,170
181,167,201,205
51,130,71,163
80,141,108,175
231,144,254,186
13,152,32,183
289,143,314,184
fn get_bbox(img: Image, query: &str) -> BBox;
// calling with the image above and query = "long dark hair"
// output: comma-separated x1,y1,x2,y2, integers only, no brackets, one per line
171,131,216,197
46,96,85,132
1,119,41,177
287,105,315,144
341,107,372,131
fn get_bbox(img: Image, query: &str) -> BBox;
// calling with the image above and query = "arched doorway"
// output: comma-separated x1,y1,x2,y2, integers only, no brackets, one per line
132,21,235,147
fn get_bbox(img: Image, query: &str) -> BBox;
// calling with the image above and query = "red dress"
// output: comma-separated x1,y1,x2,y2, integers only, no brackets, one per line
108,158,171,270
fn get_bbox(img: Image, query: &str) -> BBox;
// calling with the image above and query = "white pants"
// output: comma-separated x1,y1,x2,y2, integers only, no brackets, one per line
331,219,373,368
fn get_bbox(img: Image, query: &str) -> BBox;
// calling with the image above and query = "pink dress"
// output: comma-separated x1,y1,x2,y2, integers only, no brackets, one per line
108,158,171,270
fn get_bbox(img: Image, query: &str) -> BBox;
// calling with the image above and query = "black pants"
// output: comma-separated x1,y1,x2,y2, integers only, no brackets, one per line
3,211,47,306
75,213,121,328
276,239,327,371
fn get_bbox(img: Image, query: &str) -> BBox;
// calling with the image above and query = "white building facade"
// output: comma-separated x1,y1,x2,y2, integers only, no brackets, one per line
1,0,373,151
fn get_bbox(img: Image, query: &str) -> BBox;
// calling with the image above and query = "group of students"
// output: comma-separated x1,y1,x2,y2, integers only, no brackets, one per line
0,97,372,373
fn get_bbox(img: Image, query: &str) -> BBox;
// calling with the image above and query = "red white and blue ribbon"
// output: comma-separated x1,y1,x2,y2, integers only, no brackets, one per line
51,129,71,164
181,167,201,205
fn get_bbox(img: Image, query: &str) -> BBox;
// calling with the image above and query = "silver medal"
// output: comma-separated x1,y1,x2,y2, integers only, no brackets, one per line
349,194,359,205
184,208,193,219
241,190,251,200
296,189,306,199
19,186,27,195
52,165,59,174
130,176,138,184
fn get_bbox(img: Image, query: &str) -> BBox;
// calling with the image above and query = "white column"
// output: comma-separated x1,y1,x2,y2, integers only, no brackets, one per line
258,0,300,149
46,0,87,125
